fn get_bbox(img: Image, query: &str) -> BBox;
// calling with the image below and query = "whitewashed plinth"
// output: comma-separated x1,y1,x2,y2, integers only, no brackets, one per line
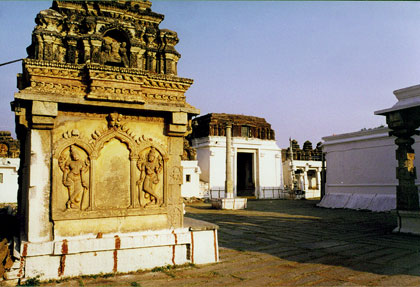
211,198,247,210
393,210,420,236
8,218,218,282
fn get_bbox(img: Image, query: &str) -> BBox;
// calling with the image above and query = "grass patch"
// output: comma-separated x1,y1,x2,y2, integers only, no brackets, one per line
231,274,245,281
151,263,197,278
18,276,41,286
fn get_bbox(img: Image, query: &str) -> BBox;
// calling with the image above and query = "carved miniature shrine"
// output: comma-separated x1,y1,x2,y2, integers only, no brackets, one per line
9,1,218,282
0,132,20,159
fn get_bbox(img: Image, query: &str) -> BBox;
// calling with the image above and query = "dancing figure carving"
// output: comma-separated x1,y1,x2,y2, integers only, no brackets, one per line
137,147,163,207
58,145,90,210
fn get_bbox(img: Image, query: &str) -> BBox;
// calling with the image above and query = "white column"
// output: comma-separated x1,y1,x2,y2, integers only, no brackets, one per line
225,124,233,198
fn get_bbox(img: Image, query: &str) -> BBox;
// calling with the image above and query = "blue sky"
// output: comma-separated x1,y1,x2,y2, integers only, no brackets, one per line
1,1,420,147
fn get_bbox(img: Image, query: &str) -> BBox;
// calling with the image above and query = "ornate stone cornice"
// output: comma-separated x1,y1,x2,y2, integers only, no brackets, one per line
18,59,195,110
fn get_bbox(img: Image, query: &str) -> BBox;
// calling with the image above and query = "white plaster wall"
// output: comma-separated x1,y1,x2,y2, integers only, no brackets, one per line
192,136,283,198
0,158,20,203
180,160,202,198
319,127,417,211
209,144,227,191
195,147,210,183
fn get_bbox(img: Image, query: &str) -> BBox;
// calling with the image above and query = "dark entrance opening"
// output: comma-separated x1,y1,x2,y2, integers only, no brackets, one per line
237,152,255,196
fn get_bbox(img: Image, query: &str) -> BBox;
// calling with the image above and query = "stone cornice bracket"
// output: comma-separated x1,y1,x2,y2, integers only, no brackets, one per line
31,100,58,130
11,101,28,129
168,112,187,137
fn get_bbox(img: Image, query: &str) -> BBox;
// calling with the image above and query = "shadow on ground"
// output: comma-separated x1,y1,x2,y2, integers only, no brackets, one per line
186,199,420,277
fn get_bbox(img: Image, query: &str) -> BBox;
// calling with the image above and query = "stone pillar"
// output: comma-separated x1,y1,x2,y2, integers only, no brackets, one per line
225,123,233,198
90,39,102,64
376,87,420,235
387,111,420,211
303,168,309,193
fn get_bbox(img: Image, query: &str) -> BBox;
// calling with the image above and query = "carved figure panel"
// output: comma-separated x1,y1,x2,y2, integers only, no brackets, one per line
137,147,164,207
58,145,90,210
52,113,172,221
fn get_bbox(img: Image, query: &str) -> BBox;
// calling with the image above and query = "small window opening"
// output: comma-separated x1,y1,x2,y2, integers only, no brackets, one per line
186,174,191,182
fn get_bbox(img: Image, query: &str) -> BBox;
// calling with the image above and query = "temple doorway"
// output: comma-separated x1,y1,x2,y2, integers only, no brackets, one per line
236,152,255,196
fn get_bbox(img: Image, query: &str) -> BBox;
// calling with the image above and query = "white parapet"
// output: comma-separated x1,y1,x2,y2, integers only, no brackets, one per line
211,198,247,210
8,218,219,282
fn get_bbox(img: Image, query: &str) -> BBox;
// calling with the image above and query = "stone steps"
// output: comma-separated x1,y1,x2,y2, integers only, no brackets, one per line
0,238,20,286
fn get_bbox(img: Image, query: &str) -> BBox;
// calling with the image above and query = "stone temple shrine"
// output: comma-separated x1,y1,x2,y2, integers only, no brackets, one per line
7,0,218,282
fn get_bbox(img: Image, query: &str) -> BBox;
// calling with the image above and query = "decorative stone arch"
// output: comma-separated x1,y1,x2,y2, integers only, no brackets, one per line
99,23,134,42
99,26,132,67
93,129,138,159
91,129,139,209
53,138,93,160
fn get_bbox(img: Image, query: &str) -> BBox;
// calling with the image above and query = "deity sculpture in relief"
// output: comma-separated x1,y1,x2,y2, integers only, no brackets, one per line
0,143,8,158
58,145,90,210
137,147,163,207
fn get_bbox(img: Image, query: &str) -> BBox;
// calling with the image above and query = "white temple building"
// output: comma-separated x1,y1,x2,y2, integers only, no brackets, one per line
0,131,20,204
190,113,283,199
282,140,324,199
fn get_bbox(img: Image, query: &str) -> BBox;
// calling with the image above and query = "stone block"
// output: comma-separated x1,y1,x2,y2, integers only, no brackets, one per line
117,246,174,273
368,193,396,212
32,101,58,117
394,210,420,235
24,241,54,257
4,268,21,280
344,193,375,210
169,124,187,134
63,251,114,277
317,193,351,209
1,279,19,286
25,255,61,280
191,230,218,264
211,198,247,210
172,112,187,125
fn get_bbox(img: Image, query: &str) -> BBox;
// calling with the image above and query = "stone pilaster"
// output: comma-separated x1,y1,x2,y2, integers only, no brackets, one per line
225,123,233,198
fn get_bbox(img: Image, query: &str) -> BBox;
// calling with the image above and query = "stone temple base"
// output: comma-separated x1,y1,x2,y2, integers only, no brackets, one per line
393,210,420,236
7,218,218,282
211,198,247,210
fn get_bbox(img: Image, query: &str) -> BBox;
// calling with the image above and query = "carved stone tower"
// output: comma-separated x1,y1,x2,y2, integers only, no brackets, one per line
9,1,217,281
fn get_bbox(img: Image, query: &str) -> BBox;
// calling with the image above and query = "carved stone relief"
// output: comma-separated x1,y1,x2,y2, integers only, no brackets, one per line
52,113,169,220
0,143,8,158
137,147,163,207
26,2,180,74
58,145,90,210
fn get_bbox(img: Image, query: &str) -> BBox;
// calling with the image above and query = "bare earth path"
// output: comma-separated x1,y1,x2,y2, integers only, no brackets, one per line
40,200,420,286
